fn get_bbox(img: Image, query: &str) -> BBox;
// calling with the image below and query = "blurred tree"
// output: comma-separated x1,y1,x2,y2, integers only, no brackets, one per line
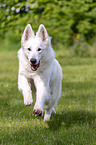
0,0,96,46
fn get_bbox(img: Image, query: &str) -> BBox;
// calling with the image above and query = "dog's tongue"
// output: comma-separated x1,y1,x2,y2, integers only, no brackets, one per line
31,65,38,71
31,62,40,71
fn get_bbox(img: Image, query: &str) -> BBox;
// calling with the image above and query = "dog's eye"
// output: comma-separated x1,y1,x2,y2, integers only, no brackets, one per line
28,48,31,51
38,48,42,52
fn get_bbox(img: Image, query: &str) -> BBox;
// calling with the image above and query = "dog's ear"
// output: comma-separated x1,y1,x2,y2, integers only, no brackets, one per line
36,24,49,43
21,24,34,44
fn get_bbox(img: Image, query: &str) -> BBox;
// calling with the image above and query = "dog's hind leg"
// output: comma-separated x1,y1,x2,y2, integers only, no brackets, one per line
18,74,33,106
51,107,56,114
44,107,56,121
44,109,51,121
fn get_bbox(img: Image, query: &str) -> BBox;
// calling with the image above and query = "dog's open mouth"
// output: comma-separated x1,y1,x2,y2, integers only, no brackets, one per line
31,61,40,71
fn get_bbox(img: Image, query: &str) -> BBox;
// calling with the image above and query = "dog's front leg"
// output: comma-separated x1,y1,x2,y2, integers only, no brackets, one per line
18,74,33,106
33,81,48,116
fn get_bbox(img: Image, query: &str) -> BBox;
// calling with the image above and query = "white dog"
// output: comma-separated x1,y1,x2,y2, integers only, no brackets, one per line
18,24,63,121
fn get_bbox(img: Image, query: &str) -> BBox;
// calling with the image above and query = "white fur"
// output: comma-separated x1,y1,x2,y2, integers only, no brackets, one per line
18,24,63,121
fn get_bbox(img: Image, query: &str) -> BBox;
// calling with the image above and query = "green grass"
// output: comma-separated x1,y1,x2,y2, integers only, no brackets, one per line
0,49,96,145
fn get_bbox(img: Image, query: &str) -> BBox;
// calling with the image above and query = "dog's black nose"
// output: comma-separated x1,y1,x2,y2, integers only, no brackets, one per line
30,58,37,65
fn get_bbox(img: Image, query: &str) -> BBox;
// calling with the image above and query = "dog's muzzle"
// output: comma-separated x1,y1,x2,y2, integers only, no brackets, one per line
30,58,40,71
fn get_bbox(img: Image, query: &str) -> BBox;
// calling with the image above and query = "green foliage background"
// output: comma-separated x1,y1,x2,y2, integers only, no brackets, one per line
0,0,96,54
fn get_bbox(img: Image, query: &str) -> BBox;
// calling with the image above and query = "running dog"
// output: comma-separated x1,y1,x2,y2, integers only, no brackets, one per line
18,24,63,121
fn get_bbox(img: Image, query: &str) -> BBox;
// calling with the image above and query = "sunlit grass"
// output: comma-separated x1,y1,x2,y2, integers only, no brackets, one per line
0,50,96,144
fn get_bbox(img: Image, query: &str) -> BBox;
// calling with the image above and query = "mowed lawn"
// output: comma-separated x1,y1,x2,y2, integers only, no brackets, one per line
0,50,96,145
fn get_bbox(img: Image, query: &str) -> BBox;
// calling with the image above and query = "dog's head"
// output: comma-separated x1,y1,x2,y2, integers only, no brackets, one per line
21,24,50,71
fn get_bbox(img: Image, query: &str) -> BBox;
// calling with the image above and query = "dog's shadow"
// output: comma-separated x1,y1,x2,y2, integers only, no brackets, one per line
47,110,96,130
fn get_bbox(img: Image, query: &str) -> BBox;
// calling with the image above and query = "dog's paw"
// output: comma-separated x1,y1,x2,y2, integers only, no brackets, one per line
24,98,33,106
44,114,51,121
33,109,42,117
